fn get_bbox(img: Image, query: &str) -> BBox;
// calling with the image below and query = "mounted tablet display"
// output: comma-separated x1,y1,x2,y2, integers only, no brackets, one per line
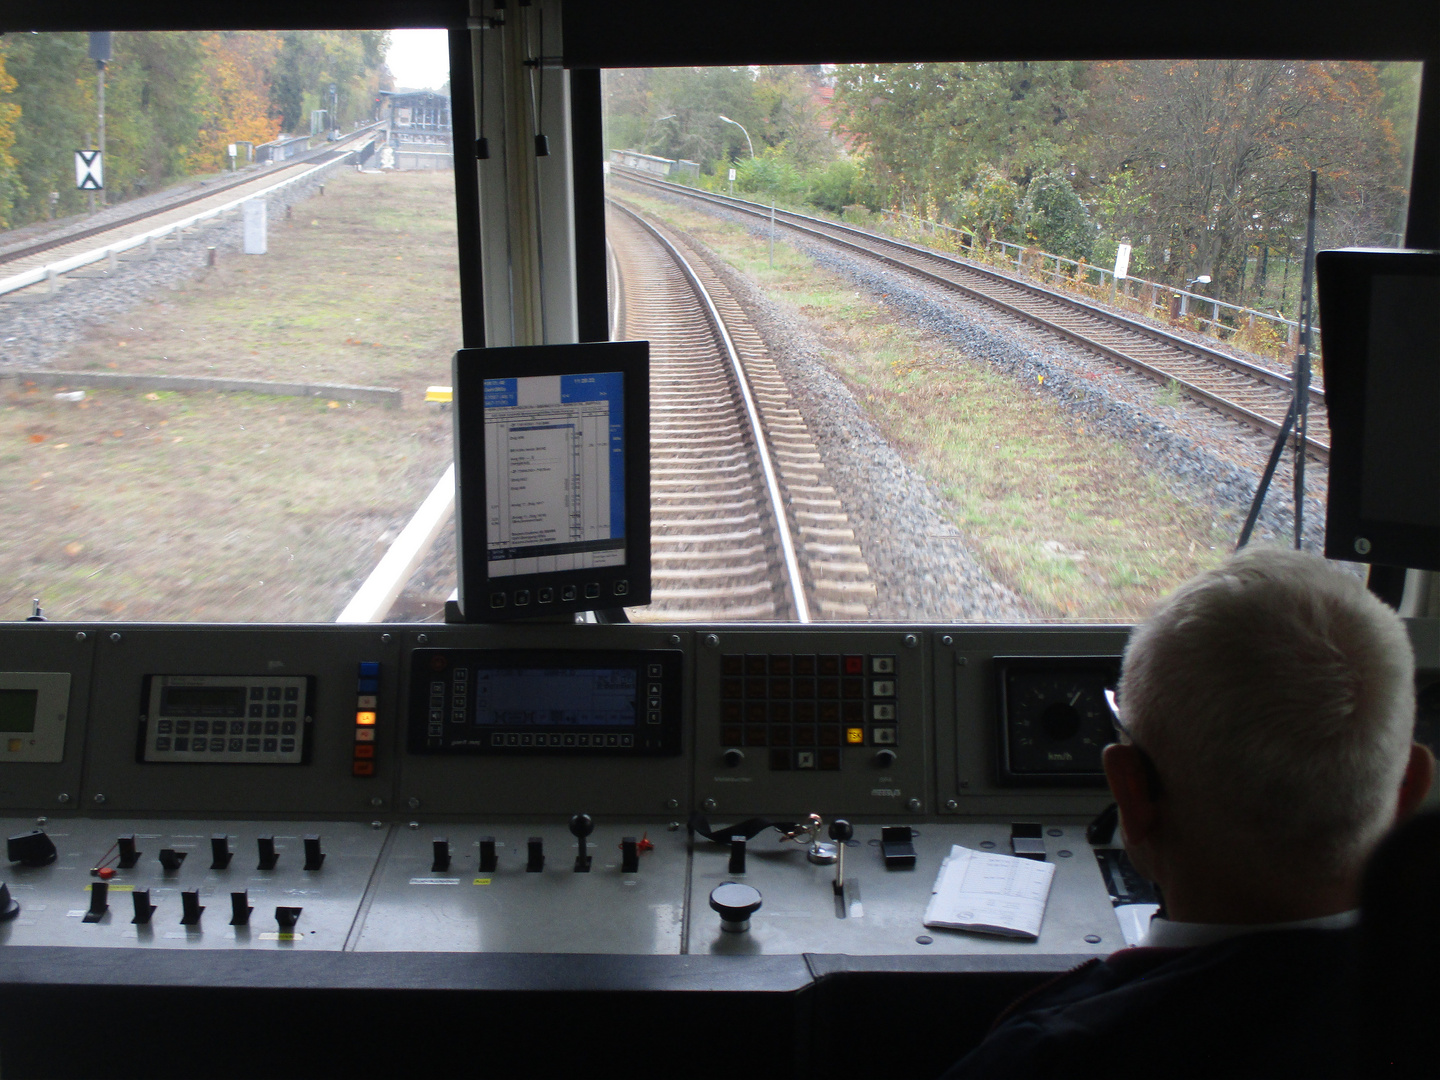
453,341,651,620
1316,249,1439,572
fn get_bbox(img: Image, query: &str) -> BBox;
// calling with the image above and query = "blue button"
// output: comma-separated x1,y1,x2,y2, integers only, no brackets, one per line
357,678,379,693
359,661,380,677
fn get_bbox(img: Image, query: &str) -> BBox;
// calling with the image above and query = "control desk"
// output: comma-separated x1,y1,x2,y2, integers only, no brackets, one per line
2,619,1436,1079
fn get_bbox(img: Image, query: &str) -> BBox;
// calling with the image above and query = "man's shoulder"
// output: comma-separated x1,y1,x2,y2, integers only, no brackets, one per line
942,928,1357,1079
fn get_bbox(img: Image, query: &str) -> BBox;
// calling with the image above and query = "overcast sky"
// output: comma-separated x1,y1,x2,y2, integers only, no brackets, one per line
386,29,450,91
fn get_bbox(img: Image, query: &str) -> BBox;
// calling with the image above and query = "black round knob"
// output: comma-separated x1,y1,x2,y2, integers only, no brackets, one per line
722,748,745,767
828,818,853,843
0,881,19,921
709,881,762,931
873,749,897,768
568,813,594,838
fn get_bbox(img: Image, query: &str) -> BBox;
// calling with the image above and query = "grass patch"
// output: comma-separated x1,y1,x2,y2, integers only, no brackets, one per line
0,169,462,621
614,185,1231,620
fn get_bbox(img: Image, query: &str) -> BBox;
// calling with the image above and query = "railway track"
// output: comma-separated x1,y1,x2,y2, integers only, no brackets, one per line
0,126,380,289
607,199,877,622
612,168,1330,464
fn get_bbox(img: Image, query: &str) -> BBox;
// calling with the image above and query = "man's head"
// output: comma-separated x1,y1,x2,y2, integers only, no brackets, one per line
1106,547,1431,919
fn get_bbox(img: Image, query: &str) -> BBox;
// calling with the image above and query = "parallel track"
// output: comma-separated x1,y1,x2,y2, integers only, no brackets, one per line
613,168,1330,464
0,126,380,275
608,199,877,621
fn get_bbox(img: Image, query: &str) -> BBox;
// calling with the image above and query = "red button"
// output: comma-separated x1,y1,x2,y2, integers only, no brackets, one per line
843,655,864,675
353,744,375,759
352,760,375,776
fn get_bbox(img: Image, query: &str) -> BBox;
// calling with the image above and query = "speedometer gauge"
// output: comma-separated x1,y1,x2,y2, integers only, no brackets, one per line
995,656,1121,786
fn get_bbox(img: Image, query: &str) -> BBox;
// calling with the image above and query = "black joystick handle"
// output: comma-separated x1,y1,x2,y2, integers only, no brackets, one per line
0,881,20,921
7,830,57,867
479,836,498,873
431,838,451,873
230,891,253,926
158,848,187,873
210,835,233,870
131,889,155,925
302,835,325,872
828,819,853,843
83,880,108,922
275,906,302,929
179,890,204,926
257,836,279,871
117,835,141,869
570,814,594,873
709,881,763,933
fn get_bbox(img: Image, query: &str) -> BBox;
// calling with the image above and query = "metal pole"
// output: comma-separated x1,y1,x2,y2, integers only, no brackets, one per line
1292,171,1318,550
97,63,107,207
769,198,775,267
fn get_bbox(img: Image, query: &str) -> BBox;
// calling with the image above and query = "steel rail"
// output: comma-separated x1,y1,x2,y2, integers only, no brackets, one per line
613,168,1329,463
0,124,383,268
0,144,374,300
610,199,812,623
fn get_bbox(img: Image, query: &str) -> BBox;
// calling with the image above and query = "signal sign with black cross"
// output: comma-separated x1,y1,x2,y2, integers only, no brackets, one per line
75,150,103,190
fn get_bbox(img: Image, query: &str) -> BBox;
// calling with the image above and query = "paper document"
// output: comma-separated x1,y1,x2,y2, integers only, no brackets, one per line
923,844,1057,940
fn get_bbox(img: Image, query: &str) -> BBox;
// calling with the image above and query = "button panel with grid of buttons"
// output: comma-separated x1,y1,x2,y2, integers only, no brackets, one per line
718,653,898,770
140,675,313,764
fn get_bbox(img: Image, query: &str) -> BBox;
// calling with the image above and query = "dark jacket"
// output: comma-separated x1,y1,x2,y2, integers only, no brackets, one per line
940,928,1357,1079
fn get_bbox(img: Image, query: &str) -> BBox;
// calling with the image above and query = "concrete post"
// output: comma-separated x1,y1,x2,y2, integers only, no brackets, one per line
243,199,268,255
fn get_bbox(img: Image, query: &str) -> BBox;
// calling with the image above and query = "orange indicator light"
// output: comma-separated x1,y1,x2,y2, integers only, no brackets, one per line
845,727,865,745
355,711,377,726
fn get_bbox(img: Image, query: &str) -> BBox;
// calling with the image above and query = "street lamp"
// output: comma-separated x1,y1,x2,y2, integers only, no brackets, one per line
717,114,754,159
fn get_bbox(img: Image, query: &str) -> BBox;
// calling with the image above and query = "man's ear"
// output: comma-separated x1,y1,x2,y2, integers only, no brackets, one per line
1396,742,1435,820
1104,743,1160,848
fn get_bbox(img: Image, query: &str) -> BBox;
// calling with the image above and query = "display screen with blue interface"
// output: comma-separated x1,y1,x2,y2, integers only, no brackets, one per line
483,373,626,578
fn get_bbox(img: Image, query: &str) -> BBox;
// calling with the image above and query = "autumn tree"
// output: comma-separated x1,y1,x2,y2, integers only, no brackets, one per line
1088,60,1408,303
0,45,20,227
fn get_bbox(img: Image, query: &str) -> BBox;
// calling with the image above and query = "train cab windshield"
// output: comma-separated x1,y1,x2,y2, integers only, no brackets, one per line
0,11,1429,626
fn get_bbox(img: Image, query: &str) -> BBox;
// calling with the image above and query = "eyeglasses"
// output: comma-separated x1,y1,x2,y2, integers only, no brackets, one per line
1103,687,1164,797
1104,688,1136,743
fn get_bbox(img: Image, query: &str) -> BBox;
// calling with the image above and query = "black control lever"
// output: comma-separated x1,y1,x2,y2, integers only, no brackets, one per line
83,880,108,923
131,889,155,924
1087,803,1119,846
210,835,232,870
0,882,19,921
479,837,498,873
179,890,204,926
302,835,325,872
275,906,302,929
728,836,747,875
431,838,451,873
7,830,57,867
230,891,253,926
256,836,279,871
526,837,544,873
829,819,853,895
621,837,640,874
117,835,141,869
570,814,593,873
158,848,187,873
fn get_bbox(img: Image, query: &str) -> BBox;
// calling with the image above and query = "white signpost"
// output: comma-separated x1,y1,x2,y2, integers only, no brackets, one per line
1113,242,1132,280
228,143,238,171
75,150,103,191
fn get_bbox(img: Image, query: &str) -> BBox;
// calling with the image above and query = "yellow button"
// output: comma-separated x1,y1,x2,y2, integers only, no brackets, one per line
7,739,21,752
355,711,376,726
845,727,865,745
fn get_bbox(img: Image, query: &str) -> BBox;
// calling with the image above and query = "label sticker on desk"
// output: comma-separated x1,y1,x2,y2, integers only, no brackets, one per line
473,878,492,886
85,882,133,892
260,932,301,941
409,877,460,886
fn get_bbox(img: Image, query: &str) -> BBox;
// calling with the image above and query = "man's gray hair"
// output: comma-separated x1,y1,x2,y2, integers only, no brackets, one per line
1119,547,1415,880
